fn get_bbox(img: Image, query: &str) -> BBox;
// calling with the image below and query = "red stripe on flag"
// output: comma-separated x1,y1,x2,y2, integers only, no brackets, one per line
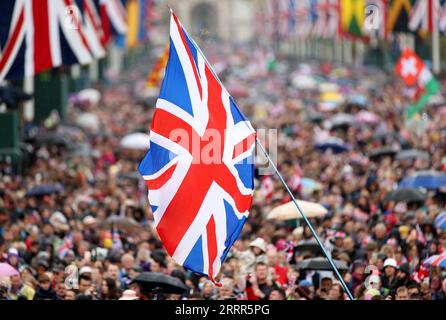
172,13,203,100
206,215,218,279
33,0,53,73
100,4,111,46
63,0,91,53
0,9,25,74
85,1,102,38
428,0,434,33
145,163,177,190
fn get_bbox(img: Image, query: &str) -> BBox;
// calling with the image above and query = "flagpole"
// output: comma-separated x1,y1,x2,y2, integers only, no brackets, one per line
256,138,355,300
432,1,441,74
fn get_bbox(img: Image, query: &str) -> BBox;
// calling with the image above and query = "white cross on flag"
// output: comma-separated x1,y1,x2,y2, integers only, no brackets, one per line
395,49,426,87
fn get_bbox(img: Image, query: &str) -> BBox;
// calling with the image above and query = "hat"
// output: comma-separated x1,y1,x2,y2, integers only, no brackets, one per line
8,247,19,256
383,258,398,269
398,262,410,275
37,260,49,269
298,280,312,287
365,241,378,251
49,211,69,231
82,216,97,225
19,264,35,276
334,231,346,239
249,237,267,253
79,266,93,275
119,290,138,300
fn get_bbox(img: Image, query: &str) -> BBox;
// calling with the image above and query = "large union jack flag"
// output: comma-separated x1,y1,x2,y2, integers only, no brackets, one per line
138,11,256,282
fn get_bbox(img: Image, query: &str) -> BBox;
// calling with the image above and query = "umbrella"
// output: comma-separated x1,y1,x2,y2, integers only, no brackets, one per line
396,149,430,162
384,188,426,202
120,133,150,150
296,257,349,271
315,137,349,154
324,113,354,130
301,178,323,196
267,200,328,220
354,111,380,125
0,263,19,277
368,147,398,160
99,215,141,230
320,91,343,103
118,172,141,182
26,184,64,197
131,272,188,295
435,211,446,231
76,113,100,132
294,240,322,254
33,133,71,147
68,144,99,158
424,253,446,268
78,88,101,105
399,170,446,189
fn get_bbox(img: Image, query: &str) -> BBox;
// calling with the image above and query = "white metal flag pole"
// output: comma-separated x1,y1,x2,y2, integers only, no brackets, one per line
432,3,441,74
256,138,355,301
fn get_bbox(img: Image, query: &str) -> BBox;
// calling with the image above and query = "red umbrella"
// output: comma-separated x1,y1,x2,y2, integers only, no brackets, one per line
0,263,19,278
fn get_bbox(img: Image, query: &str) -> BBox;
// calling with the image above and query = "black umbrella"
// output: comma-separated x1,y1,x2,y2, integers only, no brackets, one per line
99,215,141,231
294,240,322,254
325,113,354,130
384,188,426,202
32,133,71,147
368,147,398,160
296,257,348,271
118,171,141,182
396,149,430,162
26,184,64,197
131,272,188,295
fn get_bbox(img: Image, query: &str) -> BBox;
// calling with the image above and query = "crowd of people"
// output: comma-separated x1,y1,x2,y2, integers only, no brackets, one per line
1,43,446,301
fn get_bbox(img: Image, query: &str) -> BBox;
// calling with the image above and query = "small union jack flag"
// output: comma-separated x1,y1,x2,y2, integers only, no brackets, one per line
138,11,256,283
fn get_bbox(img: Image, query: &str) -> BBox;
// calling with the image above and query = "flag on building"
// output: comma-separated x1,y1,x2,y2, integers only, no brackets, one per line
138,11,256,283
395,48,441,119
146,45,169,89
366,0,389,40
313,0,330,38
0,0,93,81
98,0,128,46
81,0,106,58
387,0,413,34
340,0,366,38
439,1,446,33
327,0,341,40
409,0,440,34
296,0,313,39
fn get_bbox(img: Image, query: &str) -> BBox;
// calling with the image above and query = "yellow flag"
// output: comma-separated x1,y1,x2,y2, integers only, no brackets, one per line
126,0,139,48
340,0,365,37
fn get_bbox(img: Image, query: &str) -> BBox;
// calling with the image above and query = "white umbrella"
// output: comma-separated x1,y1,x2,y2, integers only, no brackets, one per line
78,88,101,105
120,133,150,150
267,200,328,221
76,113,100,132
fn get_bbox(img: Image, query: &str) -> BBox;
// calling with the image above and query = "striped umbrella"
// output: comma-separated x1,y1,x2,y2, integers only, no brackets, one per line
435,211,446,230
424,253,446,268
